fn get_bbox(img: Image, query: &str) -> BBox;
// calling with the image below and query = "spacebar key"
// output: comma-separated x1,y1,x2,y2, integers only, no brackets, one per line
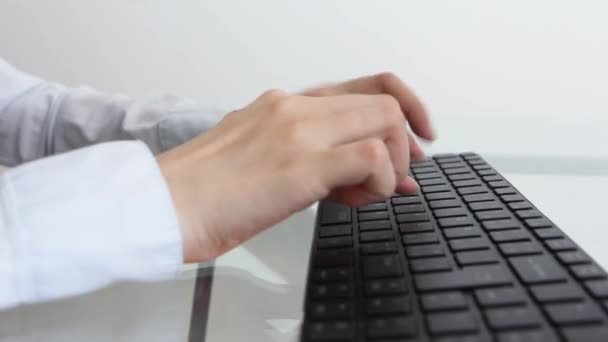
415,265,512,292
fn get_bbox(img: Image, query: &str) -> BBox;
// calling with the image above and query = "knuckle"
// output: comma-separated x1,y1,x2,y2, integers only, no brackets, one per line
377,96,402,127
360,139,387,166
377,71,399,85
269,96,296,116
261,88,287,101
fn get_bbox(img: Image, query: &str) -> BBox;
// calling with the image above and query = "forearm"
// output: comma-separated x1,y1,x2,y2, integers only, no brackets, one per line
0,58,225,166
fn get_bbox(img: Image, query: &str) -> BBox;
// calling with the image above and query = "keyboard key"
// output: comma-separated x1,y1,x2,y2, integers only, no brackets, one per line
545,302,604,325
545,239,577,252
306,321,354,341
366,296,411,315
422,185,452,193
421,292,468,311
415,172,442,180
586,280,608,298
485,307,541,330
311,283,353,298
488,181,510,188
364,278,408,296
396,213,429,223
406,245,445,258
359,220,392,231
315,249,354,270
438,216,475,228
427,312,478,335
410,159,435,167
434,208,468,218
358,202,387,212
495,187,517,195
410,257,452,273
448,173,476,181
309,301,353,319
501,194,525,202
562,326,608,342
490,229,530,243
456,250,498,266
392,196,422,205
472,164,492,171
525,217,553,229
415,265,512,292
418,178,447,186
453,179,483,188
394,204,425,214
441,162,467,169
463,193,495,203
497,330,559,342
360,241,397,255
482,175,502,182
458,186,489,195
319,224,351,237
444,167,471,175
508,201,533,210
360,231,394,243
434,153,459,160
530,283,585,303
430,199,462,209
534,228,563,240
317,236,353,249
478,169,497,176
402,232,439,245
359,211,389,221
557,251,591,265
312,267,353,282
412,166,438,174
571,264,607,280
367,316,418,338
499,241,543,256
449,237,489,251
466,159,485,166
320,202,351,225
515,209,543,219
469,201,504,212
482,219,521,231
362,255,403,278
475,287,527,307
444,226,482,239
510,255,568,284
399,222,434,234
476,209,512,221
426,192,457,201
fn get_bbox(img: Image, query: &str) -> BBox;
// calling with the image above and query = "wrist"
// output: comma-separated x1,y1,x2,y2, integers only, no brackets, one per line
156,148,215,263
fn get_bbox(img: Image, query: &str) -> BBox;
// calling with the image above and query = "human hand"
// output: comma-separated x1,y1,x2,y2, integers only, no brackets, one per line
156,73,435,263
301,72,435,161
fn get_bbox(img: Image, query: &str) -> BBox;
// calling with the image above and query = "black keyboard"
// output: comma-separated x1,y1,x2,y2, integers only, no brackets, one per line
301,153,608,342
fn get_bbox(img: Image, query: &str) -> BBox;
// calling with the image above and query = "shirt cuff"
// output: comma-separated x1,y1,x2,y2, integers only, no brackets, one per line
1,141,182,307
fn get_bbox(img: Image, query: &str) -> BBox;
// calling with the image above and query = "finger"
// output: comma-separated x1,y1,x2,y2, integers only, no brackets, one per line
307,73,436,141
301,98,404,147
318,138,396,201
396,176,418,194
408,131,426,161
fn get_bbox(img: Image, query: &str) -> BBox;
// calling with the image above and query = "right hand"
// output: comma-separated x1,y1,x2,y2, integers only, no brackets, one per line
156,76,434,263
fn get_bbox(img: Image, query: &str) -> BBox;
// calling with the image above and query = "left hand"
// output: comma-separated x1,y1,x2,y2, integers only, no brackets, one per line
301,72,436,161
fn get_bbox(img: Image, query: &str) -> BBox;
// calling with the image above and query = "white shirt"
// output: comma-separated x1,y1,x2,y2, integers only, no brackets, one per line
0,58,225,310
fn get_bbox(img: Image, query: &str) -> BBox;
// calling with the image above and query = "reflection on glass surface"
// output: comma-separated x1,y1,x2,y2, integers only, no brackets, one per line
0,274,196,342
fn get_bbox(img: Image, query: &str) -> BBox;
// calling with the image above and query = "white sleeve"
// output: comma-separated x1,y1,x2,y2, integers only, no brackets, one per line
0,141,182,310
0,57,225,167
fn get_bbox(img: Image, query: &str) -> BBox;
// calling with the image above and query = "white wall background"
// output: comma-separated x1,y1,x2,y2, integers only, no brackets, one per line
1,0,608,157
